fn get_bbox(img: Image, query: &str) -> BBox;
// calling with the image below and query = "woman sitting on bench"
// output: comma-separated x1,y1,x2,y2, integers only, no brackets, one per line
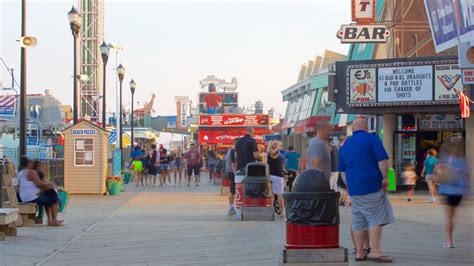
17,157,63,226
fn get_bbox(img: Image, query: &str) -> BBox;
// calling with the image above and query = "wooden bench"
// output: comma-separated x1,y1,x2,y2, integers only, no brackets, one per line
0,208,19,241
2,174,41,227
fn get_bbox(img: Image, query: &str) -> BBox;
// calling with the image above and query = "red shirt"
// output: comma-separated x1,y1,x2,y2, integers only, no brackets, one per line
186,150,200,166
203,93,222,108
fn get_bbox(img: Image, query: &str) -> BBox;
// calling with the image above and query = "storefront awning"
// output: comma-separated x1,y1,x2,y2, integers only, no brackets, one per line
198,128,271,145
294,116,331,134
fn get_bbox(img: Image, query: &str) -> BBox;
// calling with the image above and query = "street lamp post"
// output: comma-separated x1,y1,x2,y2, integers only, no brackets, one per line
19,0,27,159
68,6,82,124
100,42,110,129
130,79,136,150
117,64,125,165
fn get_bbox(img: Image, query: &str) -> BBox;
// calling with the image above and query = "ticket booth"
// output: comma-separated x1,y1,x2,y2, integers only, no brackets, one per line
63,121,109,195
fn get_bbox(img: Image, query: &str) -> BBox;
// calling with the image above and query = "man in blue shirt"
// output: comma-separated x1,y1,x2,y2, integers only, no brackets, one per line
338,118,394,263
285,146,300,191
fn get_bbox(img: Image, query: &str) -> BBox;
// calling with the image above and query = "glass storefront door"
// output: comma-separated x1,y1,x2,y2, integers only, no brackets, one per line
394,132,417,186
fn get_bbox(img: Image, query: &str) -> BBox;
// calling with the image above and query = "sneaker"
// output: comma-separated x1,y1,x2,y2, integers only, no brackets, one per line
227,207,236,216
407,198,412,202
443,242,454,248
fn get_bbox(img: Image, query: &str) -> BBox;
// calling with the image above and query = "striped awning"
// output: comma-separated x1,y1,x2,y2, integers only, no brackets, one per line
0,95,17,116
108,132,117,144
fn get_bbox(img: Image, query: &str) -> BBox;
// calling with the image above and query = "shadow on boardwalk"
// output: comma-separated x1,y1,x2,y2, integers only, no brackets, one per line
1,174,473,265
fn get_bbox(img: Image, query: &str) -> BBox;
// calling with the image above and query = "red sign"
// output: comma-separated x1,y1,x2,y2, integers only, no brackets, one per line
352,0,376,24
198,128,270,144
199,114,269,127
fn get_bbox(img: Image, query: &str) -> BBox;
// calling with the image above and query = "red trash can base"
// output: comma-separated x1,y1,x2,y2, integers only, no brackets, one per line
286,223,339,249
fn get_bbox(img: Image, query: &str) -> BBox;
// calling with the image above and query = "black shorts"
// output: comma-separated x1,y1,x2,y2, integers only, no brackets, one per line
444,195,463,207
226,172,236,194
187,164,200,176
28,193,59,207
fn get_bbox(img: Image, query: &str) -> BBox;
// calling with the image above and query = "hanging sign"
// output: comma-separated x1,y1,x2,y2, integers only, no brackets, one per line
434,64,462,101
378,65,433,103
337,24,391,43
352,0,376,24
418,114,463,130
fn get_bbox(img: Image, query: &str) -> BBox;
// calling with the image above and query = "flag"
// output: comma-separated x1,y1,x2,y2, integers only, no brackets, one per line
456,90,471,118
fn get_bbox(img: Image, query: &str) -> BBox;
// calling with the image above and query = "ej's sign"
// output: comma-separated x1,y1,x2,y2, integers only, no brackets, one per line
337,24,391,43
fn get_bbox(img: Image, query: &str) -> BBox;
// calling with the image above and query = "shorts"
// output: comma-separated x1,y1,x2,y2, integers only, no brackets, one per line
28,193,58,207
444,195,463,207
148,166,159,176
351,190,394,232
207,107,217,114
270,175,284,196
160,164,170,170
226,172,236,194
406,184,415,190
132,160,143,172
187,164,200,176
208,163,216,170
426,174,434,182
174,160,182,168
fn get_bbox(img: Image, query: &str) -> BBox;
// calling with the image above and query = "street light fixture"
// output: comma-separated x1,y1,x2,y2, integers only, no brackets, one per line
100,41,110,129
68,5,82,124
117,64,125,166
129,79,136,150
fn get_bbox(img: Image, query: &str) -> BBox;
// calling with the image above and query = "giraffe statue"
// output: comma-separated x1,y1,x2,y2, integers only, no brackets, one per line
134,94,156,115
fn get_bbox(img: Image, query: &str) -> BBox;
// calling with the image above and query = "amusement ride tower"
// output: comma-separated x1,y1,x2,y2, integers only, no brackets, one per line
78,0,104,121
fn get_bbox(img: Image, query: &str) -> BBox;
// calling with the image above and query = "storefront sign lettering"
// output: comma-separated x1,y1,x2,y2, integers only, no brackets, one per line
352,0,376,24
199,114,269,127
378,66,433,102
72,129,96,135
462,69,474,84
434,64,462,100
418,114,463,130
337,24,391,43
349,68,376,104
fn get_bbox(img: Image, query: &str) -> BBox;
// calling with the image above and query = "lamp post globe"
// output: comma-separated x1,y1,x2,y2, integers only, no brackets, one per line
68,5,82,124
68,6,82,35
130,79,136,151
100,41,110,128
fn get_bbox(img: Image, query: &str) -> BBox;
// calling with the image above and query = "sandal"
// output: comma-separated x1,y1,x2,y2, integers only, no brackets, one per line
443,242,454,248
355,254,368,261
368,256,393,263
364,247,371,255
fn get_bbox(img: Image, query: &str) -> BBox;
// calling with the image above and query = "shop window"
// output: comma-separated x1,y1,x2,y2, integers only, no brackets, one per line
398,115,416,131
74,138,94,166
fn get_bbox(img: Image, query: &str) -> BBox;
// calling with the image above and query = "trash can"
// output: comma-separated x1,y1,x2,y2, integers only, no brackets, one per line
235,169,246,220
242,163,273,207
284,169,340,249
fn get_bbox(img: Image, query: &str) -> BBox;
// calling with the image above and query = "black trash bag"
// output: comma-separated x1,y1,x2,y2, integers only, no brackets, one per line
243,177,273,198
283,192,340,226
293,169,330,192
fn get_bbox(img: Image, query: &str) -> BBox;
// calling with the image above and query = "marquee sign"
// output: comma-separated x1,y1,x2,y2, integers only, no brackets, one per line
343,58,461,107
337,24,391,43
199,114,269,127
352,0,376,24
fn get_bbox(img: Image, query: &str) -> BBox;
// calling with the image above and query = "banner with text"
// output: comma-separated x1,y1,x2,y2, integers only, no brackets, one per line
199,114,269,127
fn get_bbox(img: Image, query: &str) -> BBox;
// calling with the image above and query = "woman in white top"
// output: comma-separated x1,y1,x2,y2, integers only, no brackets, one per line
18,157,63,226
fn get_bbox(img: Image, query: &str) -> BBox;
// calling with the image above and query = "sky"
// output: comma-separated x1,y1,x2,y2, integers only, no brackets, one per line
1,0,350,119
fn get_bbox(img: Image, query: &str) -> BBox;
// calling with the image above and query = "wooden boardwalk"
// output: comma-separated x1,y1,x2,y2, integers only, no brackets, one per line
1,176,473,265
